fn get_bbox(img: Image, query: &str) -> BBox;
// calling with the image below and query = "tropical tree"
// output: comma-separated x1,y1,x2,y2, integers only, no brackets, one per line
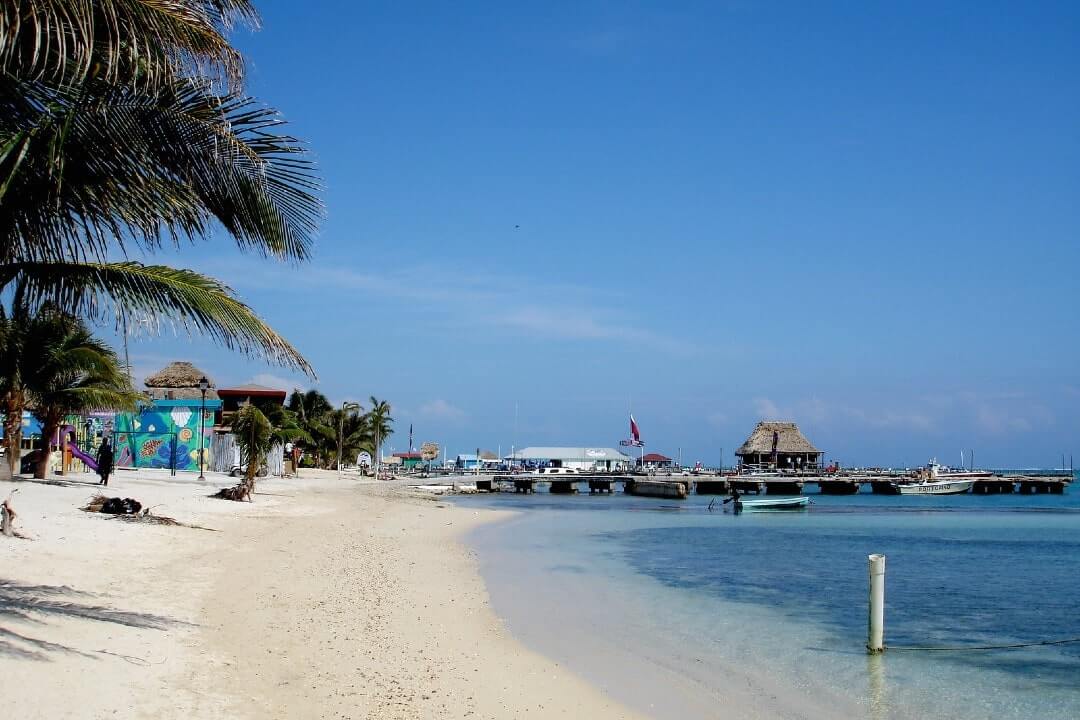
0,305,28,476
18,309,137,479
367,397,393,468
232,404,272,493
0,1,322,374
288,390,333,424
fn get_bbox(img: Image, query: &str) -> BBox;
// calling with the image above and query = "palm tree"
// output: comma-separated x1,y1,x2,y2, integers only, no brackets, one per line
288,390,333,423
339,409,372,469
19,309,136,479
0,305,28,476
287,389,335,467
232,404,272,493
367,397,393,469
0,1,322,374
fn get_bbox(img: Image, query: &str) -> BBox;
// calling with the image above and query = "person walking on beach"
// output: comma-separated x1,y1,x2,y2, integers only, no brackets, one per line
96,437,114,486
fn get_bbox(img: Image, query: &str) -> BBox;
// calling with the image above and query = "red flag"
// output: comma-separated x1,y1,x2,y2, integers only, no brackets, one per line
630,414,642,445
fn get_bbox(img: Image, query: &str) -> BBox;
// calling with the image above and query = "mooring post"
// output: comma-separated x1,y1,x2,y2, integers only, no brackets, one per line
867,553,886,653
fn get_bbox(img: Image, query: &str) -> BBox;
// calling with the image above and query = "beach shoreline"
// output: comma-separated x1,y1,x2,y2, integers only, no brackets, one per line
0,469,643,719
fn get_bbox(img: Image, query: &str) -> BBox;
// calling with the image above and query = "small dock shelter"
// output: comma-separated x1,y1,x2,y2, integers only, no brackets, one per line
391,451,424,469
638,452,674,470
507,447,632,472
736,421,822,471
456,451,500,471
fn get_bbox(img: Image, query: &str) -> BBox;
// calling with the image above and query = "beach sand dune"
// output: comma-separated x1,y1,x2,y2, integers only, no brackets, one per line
0,471,641,719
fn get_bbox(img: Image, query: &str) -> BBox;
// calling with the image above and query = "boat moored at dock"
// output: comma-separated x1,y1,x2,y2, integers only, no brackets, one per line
735,496,810,511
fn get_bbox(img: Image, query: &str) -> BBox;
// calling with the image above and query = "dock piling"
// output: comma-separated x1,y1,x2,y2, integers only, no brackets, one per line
867,554,886,654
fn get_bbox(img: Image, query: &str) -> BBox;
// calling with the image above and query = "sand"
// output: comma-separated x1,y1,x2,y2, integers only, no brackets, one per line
0,469,643,719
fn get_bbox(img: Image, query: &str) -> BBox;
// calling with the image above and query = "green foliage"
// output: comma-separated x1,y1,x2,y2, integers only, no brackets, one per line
0,304,136,478
0,0,322,374
233,404,272,485
283,390,395,470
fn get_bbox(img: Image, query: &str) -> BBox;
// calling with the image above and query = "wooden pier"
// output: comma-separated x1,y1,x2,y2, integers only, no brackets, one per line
480,472,1071,498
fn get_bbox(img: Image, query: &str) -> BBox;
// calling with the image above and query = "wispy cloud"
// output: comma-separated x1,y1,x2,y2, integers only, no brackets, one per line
752,395,934,432
418,399,466,424
749,391,1057,437
249,372,304,391
496,306,684,352
255,263,691,353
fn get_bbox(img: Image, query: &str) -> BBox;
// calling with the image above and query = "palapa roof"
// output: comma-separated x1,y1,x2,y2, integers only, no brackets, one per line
143,361,218,401
736,421,821,456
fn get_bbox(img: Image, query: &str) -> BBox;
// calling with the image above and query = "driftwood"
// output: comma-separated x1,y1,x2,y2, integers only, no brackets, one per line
2,490,17,537
81,494,215,530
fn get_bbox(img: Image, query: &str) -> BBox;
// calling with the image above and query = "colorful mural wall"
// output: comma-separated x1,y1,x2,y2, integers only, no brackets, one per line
113,400,220,472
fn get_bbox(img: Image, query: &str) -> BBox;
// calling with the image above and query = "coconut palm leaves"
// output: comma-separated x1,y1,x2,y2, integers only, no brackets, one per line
0,0,257,88
0,0,322,374
5,262,312,374
283,389,386,469
9,306,137,478
367,396,393,464
232,403,271,486
0,75,319,263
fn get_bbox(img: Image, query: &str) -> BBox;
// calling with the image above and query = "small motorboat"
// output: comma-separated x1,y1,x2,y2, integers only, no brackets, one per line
735,496,810,511
894,459,974,495
896,479,973,495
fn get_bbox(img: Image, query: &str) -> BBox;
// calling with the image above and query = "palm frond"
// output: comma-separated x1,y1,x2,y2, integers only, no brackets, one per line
0,0,258,89
1,260,315,377
0,75,322,264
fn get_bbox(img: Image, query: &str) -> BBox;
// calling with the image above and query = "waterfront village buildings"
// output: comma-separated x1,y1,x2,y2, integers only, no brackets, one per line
8,359,823,479
506,447,633,472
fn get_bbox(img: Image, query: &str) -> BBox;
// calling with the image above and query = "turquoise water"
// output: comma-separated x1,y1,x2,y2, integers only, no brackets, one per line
457,485,1080,719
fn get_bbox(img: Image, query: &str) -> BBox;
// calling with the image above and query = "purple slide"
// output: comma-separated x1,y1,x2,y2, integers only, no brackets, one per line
68,443,99,472
61,425,98,472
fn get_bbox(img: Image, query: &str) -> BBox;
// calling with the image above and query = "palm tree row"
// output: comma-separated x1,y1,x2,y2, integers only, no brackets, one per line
0,303,135,479
286,390,394,470
1,0,322,373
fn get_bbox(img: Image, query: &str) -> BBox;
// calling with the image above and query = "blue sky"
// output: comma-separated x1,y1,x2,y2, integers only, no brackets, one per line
121,1,1079,467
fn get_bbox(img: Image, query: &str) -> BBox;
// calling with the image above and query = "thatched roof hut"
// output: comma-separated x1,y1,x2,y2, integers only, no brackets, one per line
143,361,218,401
736,421,822,470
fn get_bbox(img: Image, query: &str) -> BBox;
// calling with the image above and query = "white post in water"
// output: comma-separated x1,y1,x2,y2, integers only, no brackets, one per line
867,553,886,653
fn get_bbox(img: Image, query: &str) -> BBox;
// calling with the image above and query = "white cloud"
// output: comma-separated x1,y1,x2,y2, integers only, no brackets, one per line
253,263,693,353
751,396,934,432
707,412,731,428
249,373,299,391
753,397,781,419
418,399,466,424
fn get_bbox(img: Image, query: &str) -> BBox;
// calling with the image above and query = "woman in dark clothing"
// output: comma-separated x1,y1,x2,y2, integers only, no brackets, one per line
96,438,115,486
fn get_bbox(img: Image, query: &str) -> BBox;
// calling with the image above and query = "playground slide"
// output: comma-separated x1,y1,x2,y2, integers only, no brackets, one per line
68,443,98,472
61,425,98,472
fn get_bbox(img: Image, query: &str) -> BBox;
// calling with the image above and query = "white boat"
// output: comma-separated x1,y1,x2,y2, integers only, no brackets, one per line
533,467,579,475
735,496,809,511
896,479,974,495
895,459,974,495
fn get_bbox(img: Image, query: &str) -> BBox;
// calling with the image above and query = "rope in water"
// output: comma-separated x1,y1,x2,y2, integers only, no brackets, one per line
888,636,1080,652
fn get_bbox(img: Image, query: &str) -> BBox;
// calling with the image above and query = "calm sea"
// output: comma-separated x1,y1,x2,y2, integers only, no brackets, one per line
456,480,1080,719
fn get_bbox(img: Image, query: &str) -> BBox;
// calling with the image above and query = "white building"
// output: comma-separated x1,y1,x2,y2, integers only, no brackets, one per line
505,447,632,472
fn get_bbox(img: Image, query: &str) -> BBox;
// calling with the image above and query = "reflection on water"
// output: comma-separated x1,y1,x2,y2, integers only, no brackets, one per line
867,654,889,720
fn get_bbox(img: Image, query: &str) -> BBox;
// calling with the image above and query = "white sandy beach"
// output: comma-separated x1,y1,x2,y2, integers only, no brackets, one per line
0,468,644,719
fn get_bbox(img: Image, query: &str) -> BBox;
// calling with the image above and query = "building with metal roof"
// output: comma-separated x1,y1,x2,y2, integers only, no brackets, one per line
505,446,632,471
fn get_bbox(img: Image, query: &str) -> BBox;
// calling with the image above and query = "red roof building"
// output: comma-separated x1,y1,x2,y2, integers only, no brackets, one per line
638,452,674,468
216,384,288,427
